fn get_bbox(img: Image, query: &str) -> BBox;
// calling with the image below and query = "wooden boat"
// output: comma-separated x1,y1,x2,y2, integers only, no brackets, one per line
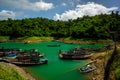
78,61,96,73
11,58,48,66
0,48,22,57
59,53,93,59
47,44,60,47
39,53,44,58
0,58,48,66
59,47,93,59
11,49,48,66
0,49,48,66
29,49,44,58
0,48,6,57
6,53,17,57
0,52,5,57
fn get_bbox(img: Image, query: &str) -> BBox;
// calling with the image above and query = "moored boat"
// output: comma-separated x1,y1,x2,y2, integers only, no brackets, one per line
0,52,5,57
10,49,48,66
78,61,96,73
59,53,93,59
11,58,48,66
47,44,60,47
59,47,93,59
0,48,48,66
0,48,21,57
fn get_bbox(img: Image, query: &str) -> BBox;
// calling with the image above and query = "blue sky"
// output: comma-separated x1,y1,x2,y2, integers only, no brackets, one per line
0,0,120,21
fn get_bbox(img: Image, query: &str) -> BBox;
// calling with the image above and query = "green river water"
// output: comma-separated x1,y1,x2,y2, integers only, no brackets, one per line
0,41,104,80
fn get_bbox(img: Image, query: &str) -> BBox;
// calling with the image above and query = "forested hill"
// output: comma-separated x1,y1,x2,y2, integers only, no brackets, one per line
0,12,120,40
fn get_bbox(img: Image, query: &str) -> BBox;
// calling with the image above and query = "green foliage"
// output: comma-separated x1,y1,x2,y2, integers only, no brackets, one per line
0,12,120,40
112,49,120,80
0,36,9,40
17,36,54,41
0,63,27,80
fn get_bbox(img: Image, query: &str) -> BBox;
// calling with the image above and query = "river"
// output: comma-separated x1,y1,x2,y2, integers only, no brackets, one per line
0,41,104,80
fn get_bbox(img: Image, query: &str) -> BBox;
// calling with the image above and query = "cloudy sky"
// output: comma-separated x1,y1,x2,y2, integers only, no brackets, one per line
0,0,120,21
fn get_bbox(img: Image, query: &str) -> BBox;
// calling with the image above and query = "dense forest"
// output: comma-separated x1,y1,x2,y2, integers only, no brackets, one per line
0,11,120,40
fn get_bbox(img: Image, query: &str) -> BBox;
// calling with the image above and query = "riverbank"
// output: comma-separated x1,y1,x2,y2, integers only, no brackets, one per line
0,36,112,44
0,36,54,43
87,44,120,80
0,62,36,80
88,51,109,80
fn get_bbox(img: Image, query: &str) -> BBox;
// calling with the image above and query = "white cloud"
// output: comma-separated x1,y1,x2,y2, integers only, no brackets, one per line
54,2,118,21
2,0,54,11
0,10,16,20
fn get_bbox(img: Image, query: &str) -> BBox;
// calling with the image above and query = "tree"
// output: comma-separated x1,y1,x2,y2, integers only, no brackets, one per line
104,11,120,80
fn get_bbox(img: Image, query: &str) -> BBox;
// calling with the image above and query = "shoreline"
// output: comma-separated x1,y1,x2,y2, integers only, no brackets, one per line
0,39,112,45
88,51,107,80
0,62,36,80
88,47,119,80
92,44,120,80
0,36,112,44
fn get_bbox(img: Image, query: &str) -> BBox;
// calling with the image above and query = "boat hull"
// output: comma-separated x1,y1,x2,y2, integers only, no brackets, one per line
47,44,60,47
11,60,48,66
59,53,93,60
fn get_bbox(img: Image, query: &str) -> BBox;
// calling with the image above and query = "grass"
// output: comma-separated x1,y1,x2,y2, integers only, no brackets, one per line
24,36,53,40
0,36,112,44
112,48,120,80
59,37,112,44
17,36,54,42
0,63,27,80
0,36,9,41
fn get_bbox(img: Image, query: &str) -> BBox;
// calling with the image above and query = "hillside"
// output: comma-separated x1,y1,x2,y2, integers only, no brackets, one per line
0,62,35,80
0,12,120,41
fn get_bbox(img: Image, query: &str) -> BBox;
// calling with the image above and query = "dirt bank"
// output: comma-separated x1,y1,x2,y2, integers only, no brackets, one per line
88,49,116,80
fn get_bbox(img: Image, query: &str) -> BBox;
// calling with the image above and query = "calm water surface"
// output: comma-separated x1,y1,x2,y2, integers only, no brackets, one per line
0,41,104,80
